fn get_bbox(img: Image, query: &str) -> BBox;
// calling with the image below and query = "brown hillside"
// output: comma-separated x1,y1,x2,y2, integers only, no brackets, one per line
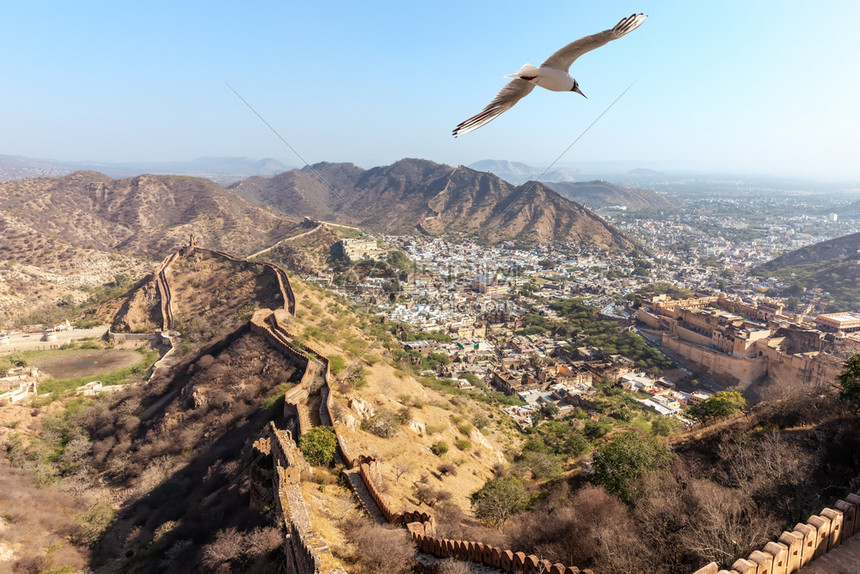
0,171,296,258
231,158,641,248
0,171,300,325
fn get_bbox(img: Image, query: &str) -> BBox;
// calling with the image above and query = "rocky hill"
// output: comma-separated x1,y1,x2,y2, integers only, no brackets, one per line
759,231,860,269
0,171,296,258
231,158,640,249
546,179,679,210
1,244,513,572
0,171,297,325
755,231,860,311
839,198,860,219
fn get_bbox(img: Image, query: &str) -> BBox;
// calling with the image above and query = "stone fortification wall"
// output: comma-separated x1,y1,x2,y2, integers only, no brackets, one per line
249,310,312,436
355,458,589,573
154,250,180,331
106,329,160,341
147,331,179,379
288,526,321,574
323,386,357,468
262,421,324,574
661,335,768,387
636,307,665,329
357,460,432,526
693,486,860,574
671,323,718,348
410,530,584,574
200,246,296,316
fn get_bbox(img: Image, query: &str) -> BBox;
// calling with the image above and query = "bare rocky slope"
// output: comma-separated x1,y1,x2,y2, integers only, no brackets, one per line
758,231,860,269
0,171,297,258
230,158,641,249
0,171,300,325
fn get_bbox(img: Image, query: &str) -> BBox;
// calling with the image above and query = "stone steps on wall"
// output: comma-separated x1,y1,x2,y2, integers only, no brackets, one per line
343,468,386,524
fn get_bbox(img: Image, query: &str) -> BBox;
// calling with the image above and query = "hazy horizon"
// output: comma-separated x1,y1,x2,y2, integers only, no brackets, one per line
3,1,860,180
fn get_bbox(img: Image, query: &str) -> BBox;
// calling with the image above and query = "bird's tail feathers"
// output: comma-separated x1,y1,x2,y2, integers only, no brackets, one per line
505,63,539,79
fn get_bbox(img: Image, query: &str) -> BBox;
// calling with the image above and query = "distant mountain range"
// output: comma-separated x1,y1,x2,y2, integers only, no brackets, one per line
230,158,640,249
545,180,678,210
467,160,676,210
0,154,292,184
468,159,580,185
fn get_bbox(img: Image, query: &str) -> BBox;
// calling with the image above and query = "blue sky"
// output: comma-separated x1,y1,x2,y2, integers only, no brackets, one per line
2,1,859,179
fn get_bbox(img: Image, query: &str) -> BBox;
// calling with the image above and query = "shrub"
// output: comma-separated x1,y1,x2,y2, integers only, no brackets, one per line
687,391,746,424
471,476,529,527
650,416,680,437
583,420,612,441
589,431,672,504
360,412,398,438
454,438,472,451
345,520,415,573
437,559,473,574
328,354,347,375
838,354,860,412
438,462,457,476
515,450,562,481
414,484,452,507
431,441,449,456
298,427,337,466
473,413,489,430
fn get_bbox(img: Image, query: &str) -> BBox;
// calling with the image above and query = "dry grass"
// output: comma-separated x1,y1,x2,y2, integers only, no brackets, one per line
283,278,513,522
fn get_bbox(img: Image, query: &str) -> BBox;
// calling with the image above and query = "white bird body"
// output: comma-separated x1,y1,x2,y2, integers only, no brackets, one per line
506,64,575,92
453,13,647,137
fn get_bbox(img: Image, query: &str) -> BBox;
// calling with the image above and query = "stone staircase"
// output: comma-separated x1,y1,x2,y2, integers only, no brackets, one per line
343,468,386,524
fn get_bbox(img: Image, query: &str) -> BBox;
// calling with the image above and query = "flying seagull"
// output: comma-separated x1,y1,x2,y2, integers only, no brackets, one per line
452,13,647,137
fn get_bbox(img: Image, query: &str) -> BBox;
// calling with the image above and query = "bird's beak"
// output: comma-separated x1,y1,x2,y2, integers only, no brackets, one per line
573,85,587,99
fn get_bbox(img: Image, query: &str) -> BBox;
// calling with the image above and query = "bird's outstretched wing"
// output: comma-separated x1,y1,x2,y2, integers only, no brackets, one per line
453,78,536,137
540,13,647,71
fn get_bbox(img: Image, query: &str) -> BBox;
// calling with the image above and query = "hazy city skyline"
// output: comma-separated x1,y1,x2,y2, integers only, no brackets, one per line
3,1,860,180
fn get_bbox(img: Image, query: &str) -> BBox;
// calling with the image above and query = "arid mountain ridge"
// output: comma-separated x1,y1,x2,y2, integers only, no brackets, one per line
0,171,300,323
230,158,640,249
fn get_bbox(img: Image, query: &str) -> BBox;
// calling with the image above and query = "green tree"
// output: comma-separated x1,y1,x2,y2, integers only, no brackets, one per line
471,476,529,527
687,391,746,424
583,419,612,442
650,416,680,437
539,402,559,420
837,354,860,412
387,249,411,271
298,426,337,466
589,431,672,504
